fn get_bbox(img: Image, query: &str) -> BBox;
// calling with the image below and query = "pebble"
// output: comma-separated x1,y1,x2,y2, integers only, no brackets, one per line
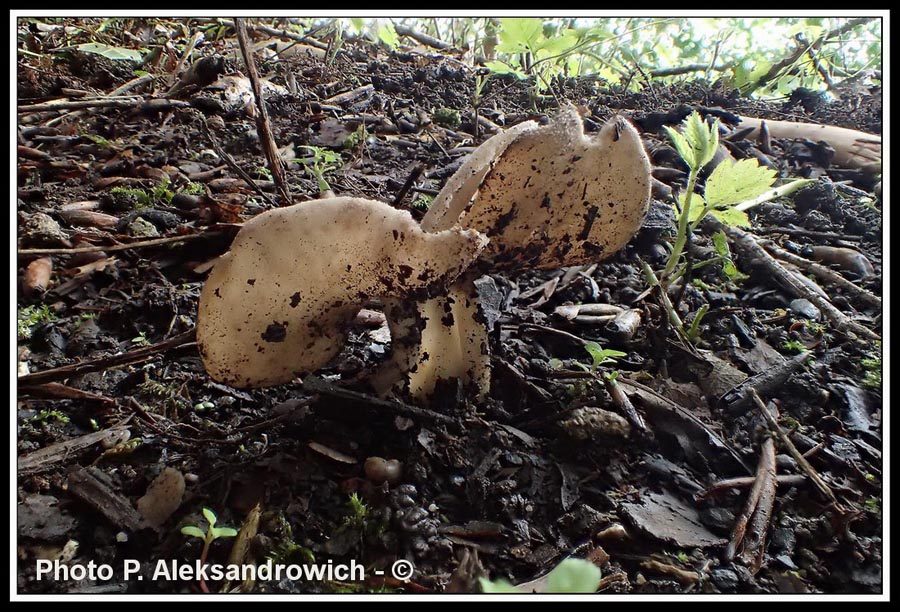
710,568,739,592
127,217,160,238
789,298,821,320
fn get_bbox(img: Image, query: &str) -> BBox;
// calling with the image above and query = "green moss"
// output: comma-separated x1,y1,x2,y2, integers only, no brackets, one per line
433,107,461,128
17,305,56,340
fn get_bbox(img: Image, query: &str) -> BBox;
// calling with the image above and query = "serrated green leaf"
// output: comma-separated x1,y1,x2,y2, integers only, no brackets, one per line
202,507,217,527
682,112,719,169
181,526,206,540
210,527,238,539
496,18,543,53
711,207,751,228
705,158,777,208
478,577,522,593
664,125,695,168
545,559,602,593
76,42,143,62
537,30,579,55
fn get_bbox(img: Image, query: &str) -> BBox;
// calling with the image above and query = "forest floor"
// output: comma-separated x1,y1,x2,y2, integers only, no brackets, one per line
16,19,883,595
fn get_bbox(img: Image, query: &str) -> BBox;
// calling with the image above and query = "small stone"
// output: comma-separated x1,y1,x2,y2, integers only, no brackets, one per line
789,298,821,320
127,217,160,238
710,568,739,592
22,212,69,247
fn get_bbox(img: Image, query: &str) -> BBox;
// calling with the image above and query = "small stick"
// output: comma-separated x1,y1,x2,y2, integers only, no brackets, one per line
713,219,879,341
17,330,196,386
760,239,881,308
725,423,776,561
392,164,424,206
197,113,277,208
750,391,841,508
394,24,453,50
17,232,217,256
234,18,292,206
603,374,648,435
20,97,141,113
695,474,806,501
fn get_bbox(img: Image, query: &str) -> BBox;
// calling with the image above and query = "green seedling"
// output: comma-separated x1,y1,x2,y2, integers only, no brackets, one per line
181,507,239,593
299,146,342,193
861,355,881,390
182,181,206,196
343,123,368,150
411,194,433,211
583,341,626,373
343,493,370,530
131,331,151,346
30,408,70,426
781,339,807,354
479,557,602,593
433,107,461,128
17,304,56,340
685,304,710,341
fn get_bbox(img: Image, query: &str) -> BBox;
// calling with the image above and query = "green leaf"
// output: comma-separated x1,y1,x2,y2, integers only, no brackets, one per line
484,60,527,79
711,207,751,228
202,507,217,527
76,42,143,62
583,341,627,372
210,527,238,539
181,526,206,540
478,577,521,593
545,558,602,593
712,230,742,279
496,18,543,53
681,111,719,169
377,23,399,49
705,158,777,208
664,125,695,168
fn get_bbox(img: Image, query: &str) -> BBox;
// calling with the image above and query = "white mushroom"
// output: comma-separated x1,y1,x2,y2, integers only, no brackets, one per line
379,106,652,400
197,197,487,389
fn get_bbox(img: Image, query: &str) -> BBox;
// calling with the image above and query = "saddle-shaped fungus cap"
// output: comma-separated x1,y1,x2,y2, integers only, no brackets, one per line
197,197,488,389
426,104,652,269
388,107,652,400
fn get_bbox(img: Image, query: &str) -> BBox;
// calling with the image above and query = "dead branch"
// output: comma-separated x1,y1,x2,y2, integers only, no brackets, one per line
234,18,292,206
725,421,776,561
17,329,196,386
761,239,881,308
750,391,842,510
735,116,881,171
712,218,880,341
18,232,217,256
394,24,453,50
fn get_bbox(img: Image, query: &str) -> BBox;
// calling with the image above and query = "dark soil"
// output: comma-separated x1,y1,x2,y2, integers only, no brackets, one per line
16,19,883,596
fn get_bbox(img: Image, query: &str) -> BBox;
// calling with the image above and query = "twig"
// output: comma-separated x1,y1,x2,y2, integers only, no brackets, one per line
750,391,841,509
18,232,216,256
720,351,813,414
234,18,292,206
712,218,879,341
695,474,806,501
302,375,457,428
392,164,424,206
197,113,278,208
17,330,196,386
649,63,728,78
394,24,453,50
760,239,881,308
20,97,188,113
243,20,328,50
603,374,648,436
